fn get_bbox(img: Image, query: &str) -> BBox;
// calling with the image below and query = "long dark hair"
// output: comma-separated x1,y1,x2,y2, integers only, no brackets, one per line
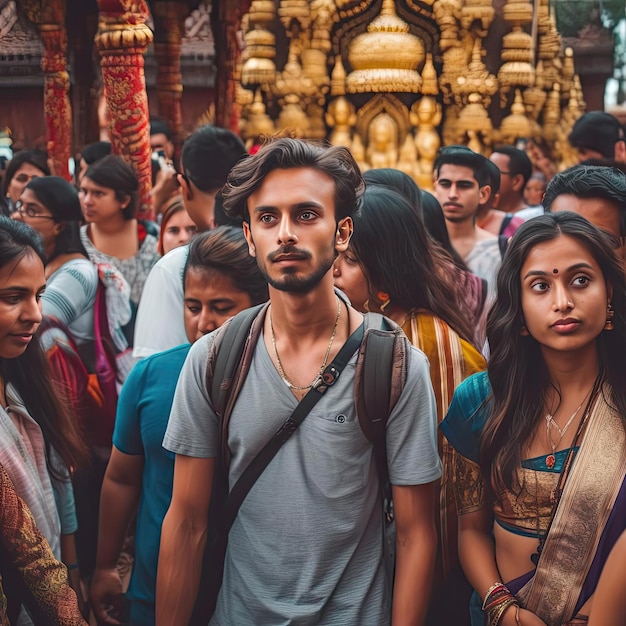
184,226,269,306
349,185,475,344
25,176,87,261
0,218,87,475
482,212,626,493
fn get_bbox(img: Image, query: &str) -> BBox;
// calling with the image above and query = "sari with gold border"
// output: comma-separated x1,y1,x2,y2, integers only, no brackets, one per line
403,311,486,625
440,372,626,626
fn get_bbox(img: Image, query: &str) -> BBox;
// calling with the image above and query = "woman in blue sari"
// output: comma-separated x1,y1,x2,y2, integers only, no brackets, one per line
441,212,626,626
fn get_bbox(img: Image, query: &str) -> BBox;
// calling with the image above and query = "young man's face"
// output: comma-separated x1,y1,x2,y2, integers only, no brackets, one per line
243,167,352,294
550,193,624,261
489,152,522,198
434,163,490,224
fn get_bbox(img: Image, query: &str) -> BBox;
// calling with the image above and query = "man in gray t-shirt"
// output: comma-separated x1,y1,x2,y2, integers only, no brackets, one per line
157,139,442,626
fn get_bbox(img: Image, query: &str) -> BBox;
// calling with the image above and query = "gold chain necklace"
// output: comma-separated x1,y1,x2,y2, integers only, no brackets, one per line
270,297,342,391
544,383,594,469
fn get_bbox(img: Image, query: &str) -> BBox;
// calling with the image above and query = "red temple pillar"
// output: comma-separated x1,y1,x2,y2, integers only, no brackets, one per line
152,1,187,154
25,0,72,181
95,0,153,218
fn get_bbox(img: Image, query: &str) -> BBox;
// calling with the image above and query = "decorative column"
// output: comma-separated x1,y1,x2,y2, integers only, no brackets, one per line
24,0,72,181
211,0,251,131
94,0,153,218
151,1,187,151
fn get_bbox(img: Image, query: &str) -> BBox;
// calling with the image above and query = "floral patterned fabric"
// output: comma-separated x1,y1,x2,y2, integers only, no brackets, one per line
80,220,159,306
0,464,85,625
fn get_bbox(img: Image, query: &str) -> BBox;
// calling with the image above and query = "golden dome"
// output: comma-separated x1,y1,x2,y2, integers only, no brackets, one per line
346,0,423,93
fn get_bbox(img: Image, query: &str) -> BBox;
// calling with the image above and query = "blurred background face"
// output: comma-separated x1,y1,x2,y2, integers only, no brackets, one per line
183,267,252,342
161,208,197,256
13,188,61,258
7,163,45,203
524,178,546,206
333,249,371,312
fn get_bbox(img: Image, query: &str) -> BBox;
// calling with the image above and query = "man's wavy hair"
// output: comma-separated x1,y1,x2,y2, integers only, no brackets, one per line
222,138,364,223
481,211,626,495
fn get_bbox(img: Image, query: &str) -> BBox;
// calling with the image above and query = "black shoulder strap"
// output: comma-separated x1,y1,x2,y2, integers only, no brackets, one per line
498,234,509,258
221,322,365,534
500,213,514,234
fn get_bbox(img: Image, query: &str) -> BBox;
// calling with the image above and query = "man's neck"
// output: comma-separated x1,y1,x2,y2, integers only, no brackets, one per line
497,194,527,214
268,274,343,337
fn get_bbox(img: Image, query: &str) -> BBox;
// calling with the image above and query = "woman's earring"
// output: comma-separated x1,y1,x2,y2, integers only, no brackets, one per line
377,291,391,313
605,302,615,331
363,299,370,312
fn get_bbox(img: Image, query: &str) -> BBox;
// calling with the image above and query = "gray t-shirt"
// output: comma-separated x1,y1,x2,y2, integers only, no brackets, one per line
164,328,442,625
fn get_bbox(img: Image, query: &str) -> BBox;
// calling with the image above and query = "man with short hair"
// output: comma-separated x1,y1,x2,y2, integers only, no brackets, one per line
433,146,501,294
157,138,441,625
568,111,626,164
543,163,626,265
489,145,534,214
133,126,247,357
477,157,525,238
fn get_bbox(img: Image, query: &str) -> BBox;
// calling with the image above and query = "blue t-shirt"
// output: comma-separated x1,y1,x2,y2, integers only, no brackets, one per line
113,343,190,625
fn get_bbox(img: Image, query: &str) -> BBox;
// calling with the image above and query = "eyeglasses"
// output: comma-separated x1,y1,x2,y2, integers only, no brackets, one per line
14,201,56,220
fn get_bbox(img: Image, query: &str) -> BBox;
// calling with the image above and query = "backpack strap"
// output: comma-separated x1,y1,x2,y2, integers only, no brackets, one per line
355,313,409,511
205,303,268,467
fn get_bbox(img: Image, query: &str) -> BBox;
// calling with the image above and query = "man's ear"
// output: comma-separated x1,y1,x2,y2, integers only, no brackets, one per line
511,174,525,193
243,221,256,257
335,217,353,252
478,184,491,205
177,173,193,200
614,140,626,163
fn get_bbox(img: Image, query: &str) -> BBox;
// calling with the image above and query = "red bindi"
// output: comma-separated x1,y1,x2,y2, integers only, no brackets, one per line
552,268,558,274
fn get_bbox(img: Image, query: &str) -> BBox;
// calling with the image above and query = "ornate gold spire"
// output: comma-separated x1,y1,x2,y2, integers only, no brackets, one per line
346,0,423,93
499,89,531,142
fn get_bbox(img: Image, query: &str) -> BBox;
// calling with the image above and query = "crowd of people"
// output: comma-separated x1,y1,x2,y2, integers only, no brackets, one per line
0,108,624,626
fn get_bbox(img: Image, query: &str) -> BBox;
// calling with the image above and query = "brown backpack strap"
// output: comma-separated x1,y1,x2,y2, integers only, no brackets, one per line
205,303,269,468
355,313,409,514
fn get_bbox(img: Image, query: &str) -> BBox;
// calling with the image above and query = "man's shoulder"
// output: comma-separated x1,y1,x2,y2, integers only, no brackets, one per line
150,244,189,275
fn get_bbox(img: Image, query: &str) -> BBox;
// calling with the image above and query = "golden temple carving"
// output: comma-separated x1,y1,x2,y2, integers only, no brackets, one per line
238,0,586,182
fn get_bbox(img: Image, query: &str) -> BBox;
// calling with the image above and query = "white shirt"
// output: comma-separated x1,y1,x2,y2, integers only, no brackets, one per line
133,245,189,358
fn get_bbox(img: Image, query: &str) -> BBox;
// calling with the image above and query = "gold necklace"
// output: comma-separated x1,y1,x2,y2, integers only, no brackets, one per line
544,383,594,469
270,297,342,391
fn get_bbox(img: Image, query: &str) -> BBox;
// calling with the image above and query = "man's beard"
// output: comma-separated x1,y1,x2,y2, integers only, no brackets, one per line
258,244,337,294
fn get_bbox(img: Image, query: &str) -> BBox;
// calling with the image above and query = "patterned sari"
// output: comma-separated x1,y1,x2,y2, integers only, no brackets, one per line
403,311,486,625
0,464,85,625
441,371,626,626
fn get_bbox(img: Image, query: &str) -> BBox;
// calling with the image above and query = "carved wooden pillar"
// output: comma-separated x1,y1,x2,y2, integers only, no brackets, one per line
95,0,153,218
152,1,187,153
211,0,251,131
25,0,72,181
